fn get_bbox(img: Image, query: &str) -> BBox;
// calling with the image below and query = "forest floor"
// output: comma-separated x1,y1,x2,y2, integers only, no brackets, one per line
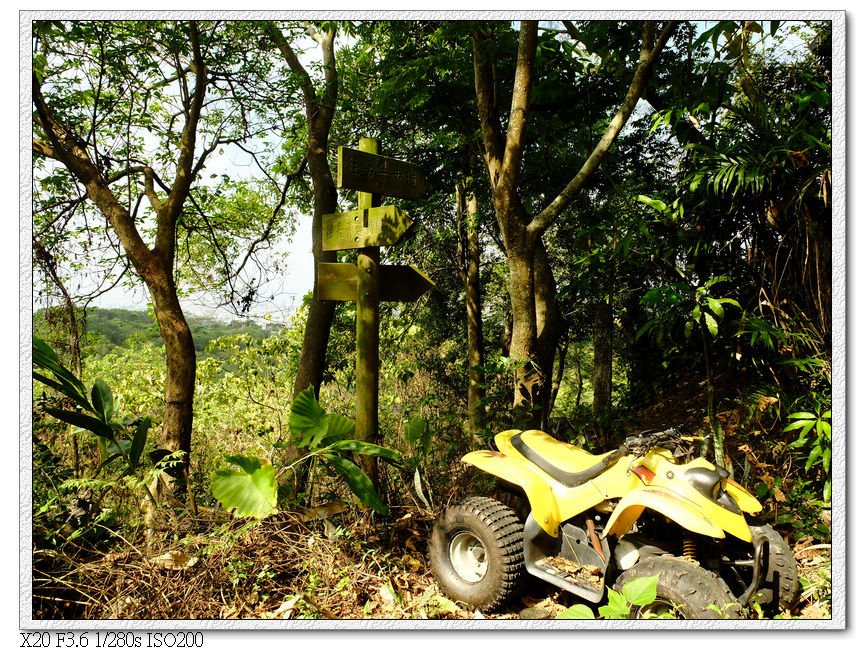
32,502,832,621
32,375,833,622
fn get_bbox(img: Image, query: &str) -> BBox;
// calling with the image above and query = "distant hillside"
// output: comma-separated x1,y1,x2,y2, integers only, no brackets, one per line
35,307,280,357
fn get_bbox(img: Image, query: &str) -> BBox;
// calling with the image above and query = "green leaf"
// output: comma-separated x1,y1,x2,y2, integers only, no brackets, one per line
289,386,329,446
717,297,741,309
328,439,404,466
598,587,630,619
815,419,831,439
405,417,431,454
787,412,817,420
556,604,595,619
33,340,90,410
210,455,278,519
320,413,356,445
635,195,668,213
91,379,115,423
321,453,388,515
705,296,725,319
635,319,656,341
805,446,822,471
129,418,150,467
44,407,115,440
33,371,87,408
783,420,815,436
684,320,694,339
704,311,719,337
621,574,658,606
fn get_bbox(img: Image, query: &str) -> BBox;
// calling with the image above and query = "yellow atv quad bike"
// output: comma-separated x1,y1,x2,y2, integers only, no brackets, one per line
430,427,799,619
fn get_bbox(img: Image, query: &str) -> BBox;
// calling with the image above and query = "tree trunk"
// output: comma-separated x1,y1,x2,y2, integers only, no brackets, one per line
293,132,338,400
592,299,614,437
533,240,563,428
149,274,196,462
506,234,542,426
471,21,676,430
456,181,485,439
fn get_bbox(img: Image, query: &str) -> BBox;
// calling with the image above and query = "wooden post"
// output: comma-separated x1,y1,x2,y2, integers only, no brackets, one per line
355,137,381,482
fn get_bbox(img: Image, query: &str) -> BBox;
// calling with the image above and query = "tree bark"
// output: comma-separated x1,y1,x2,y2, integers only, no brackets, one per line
293,130,338,399
472,21,675,425
148,276,196,458
592,300,614,437
456,181,485,438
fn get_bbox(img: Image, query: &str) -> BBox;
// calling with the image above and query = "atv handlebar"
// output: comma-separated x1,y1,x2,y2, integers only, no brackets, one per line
622,426,695,456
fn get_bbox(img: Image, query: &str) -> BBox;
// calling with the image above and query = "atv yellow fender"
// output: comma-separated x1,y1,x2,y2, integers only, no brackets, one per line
462,430,561,536
725,478,763,515
602,483,753,542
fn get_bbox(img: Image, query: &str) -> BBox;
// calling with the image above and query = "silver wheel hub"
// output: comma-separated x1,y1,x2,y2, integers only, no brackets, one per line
449,531,488,583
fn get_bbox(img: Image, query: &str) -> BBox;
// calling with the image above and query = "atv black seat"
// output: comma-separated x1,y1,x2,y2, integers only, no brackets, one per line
511,431,625,488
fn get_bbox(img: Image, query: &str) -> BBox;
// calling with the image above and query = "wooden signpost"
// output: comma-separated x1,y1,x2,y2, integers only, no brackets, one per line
317,138,433,467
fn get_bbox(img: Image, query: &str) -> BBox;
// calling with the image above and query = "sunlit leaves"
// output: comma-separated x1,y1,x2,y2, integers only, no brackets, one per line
33,336,152,475
211,455,278,519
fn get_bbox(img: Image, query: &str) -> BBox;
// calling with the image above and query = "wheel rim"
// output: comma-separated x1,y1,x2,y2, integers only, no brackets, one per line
634,599,683,619
449,531,489,583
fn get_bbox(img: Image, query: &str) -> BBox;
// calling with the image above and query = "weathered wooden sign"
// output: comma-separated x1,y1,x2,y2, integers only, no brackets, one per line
322,205,414,252
317,137,432,473
337,146,427,199
317,263,434,303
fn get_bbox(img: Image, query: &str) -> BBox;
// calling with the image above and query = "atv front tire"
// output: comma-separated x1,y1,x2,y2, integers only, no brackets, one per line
614,556,742,619
429,497,525,611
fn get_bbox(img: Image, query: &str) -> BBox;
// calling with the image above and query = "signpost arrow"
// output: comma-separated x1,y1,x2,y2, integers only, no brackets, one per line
338,146,427,199
317,263,434,303
322,205,414,252
379,264,435,302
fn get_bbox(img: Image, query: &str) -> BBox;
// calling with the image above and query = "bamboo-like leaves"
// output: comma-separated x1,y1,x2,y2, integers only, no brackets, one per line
33,336,150,474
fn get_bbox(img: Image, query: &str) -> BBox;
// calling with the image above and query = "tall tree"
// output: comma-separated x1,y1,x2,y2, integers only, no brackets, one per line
32,21,298,486
32,21,210,475
456,179,485,437
472,20,677,423
265,21,341,403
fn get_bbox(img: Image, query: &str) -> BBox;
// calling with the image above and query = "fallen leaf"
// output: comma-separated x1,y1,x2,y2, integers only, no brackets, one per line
271,595,301,619
151,550,198,570
799,603,829,619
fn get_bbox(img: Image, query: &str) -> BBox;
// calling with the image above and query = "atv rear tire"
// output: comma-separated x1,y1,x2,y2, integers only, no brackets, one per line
750,524,800,613
429,497,525,611
614,556,742,619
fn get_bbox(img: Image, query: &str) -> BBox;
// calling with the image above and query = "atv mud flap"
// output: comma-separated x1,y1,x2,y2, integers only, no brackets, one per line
523,515,608,603
736,530,769,606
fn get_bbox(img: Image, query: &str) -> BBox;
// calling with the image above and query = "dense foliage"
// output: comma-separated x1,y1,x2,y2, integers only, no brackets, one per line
30,18,835,621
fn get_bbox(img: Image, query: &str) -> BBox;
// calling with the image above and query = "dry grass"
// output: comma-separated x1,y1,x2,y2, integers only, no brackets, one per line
32,499,831,621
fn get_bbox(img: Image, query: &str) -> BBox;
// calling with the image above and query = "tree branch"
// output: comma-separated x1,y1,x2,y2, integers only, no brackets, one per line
158,20,209,260
500,21,538,195
529,20,679,237
472,26,505,189
32,72,156,277
266,22,318,118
